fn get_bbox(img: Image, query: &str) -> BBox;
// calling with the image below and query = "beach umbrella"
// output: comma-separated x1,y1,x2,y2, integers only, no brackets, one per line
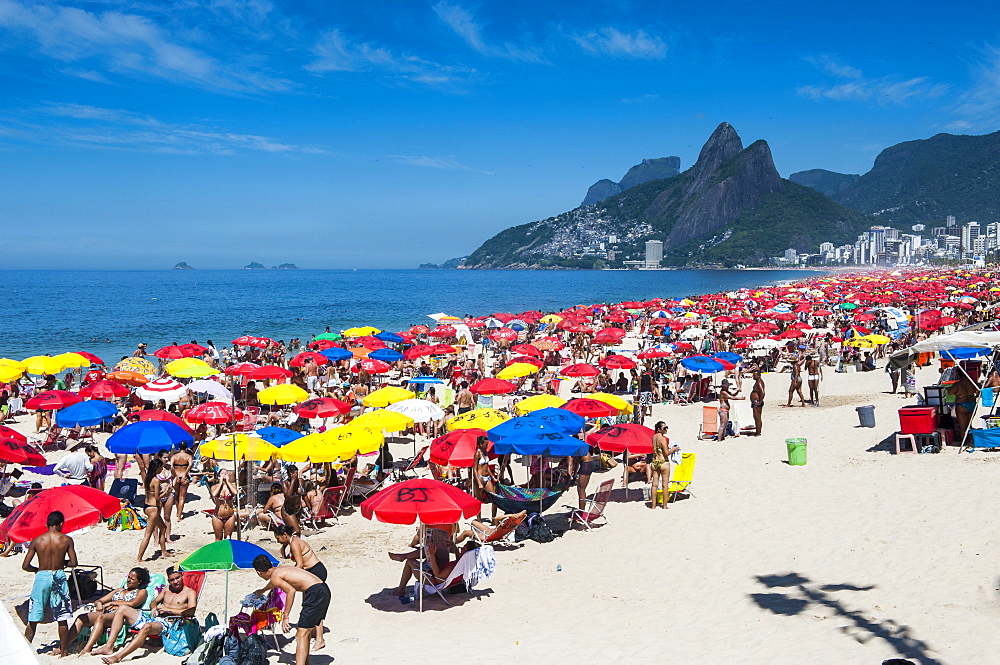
533,337,565,351
52,353,91,369
105,370,149,386
0,365,23,383
343,326,381,338
593,328,626,344
488,408,585,440
186,379,233,401
374,331,405,343
0,425,28,444
154,345,200,360
511,344,541,357
55,399,118,428
362,386,415,408
385,399,445,423
429,429,490,467
561,398,618,418
560,363,599,378
589,392,633,414
200,434,278,461
107,421,193,454
0,485,120,543
0,438,46,466
25,390,81,411
187,402,244,425
247,365,293,381
136,378,188,404
513,394,567,414
114,357,156,375
257,384,309,405
307,339,341,351
447,408,510,432
166,358,219,378
490,429,588,457
428,325,456,338
21,356,67,375
362,478,480,525
320,347,354,362
352,408,415,432
224,362,261,377
489,328,518,341
179,539,279,621
355,358,392,374
313,332,343,341
469,378,517,395
79,380,129,400
712,352,744,364
679,356,725,374
289,351,330,367
637,347,672,359
294,397,351,418
599,354,636,369
253,426,303,446
278,426,383,463
586,423,655,454
368,348,404,363
128,409,194,433
496,363,539,380
403,345,434,360
0,358,25,371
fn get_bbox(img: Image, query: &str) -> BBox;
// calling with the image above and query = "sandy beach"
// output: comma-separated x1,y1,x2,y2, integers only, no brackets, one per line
4,357,997,665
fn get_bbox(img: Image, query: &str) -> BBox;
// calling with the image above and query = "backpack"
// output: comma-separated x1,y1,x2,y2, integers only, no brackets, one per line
183,628,226,665
525,514,554,543
237,633,268,665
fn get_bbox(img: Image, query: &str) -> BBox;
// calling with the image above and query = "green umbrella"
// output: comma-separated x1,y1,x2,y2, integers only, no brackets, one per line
837,303,858,310
180,540,278,620
314,332,342,341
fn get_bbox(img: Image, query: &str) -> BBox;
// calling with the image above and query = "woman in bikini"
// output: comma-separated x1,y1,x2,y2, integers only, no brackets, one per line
72,567,150,654
281,464,304,535
170,443,192,521
210,469,239,540
137,459,170,561
256,484,286,530
649,421,679,509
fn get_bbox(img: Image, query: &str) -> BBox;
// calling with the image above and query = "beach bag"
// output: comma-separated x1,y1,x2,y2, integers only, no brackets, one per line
525,514,554,543
107,505,146,531
164,618,202,657
215,633,241,665
599,453,618,469
184,627,226,665
236,633,268,665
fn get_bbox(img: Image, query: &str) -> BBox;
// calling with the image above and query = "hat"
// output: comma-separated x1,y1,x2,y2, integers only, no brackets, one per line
138,343,147,348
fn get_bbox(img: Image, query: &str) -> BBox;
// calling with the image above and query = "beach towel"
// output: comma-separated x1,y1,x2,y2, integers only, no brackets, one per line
106,505,147,531
468,545,496,588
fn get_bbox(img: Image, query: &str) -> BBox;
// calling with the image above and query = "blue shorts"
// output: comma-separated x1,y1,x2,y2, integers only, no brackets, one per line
28,570,72,623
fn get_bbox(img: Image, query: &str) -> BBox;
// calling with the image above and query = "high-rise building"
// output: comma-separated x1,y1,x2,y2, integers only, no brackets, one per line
644,240,663,268
962,222,981,256
783,248,798,263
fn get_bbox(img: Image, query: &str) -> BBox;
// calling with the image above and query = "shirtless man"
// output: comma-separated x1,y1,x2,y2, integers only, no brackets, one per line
23,511,77,657
749,369,766,436
253,554,332,665
805,355,823,406
455,382,476,414
94,566,198,662
784,356,806,407
275,525,327,651
170,442,193,521
303,358,319,393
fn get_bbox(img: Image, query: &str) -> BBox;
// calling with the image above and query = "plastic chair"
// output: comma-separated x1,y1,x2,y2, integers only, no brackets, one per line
697,406,718,440
667,452,697,503
472,512,526,546
310,485,347,526
565,478,614,531
393,446,429,481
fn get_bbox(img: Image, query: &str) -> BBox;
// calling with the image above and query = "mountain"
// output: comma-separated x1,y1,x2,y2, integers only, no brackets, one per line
581,157,681,206
788,169,860,197
172,261,195,270
814,131,1000,225
462,122,874,269
244,262,266,270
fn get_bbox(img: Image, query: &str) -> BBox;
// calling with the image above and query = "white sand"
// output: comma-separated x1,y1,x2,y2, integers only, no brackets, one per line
5,362,1000,664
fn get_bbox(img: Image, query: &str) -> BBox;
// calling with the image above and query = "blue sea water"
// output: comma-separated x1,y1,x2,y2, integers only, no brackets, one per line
2,269,815,362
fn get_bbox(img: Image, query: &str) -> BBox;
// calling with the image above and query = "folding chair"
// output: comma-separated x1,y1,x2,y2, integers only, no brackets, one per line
666,452,697,503
414,545,496,606
565,478,614,531
309,485,348,527
472,512,526,546
393,445,429,481
697,406,719,440
108,478,140,507
31,427,65,451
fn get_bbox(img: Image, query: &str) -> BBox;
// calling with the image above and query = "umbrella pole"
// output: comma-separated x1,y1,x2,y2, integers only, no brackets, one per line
418,523,425,613
233,433,243,542
225,569,229,623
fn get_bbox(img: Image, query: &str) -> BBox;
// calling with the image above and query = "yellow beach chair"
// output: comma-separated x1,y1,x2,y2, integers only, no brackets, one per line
667,453,697,503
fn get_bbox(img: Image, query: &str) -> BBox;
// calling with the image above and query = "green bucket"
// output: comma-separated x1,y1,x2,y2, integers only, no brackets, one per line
786,438,807,466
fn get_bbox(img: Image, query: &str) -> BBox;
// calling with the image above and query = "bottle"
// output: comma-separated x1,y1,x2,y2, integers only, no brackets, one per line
556,564,562,572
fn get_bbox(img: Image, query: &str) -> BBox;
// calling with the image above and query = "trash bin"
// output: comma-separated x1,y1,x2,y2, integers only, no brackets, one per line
856,405,876,428
786,438,807,466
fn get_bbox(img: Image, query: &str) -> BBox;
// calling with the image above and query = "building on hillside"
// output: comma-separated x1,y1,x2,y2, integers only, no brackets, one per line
644,240,663,268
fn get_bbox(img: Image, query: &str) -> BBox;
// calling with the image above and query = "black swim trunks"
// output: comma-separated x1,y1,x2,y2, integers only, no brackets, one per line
298,583,331,629
306,561,328,582
578,459,597,476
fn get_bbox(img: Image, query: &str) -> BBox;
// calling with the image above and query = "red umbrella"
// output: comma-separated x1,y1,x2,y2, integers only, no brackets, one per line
561,363,599,377
403,345,434,360
153,344,201,360
637,347,671,359
128,409,194,433
428,325,456,338
225,362,261,376
26,390,81,411
429,429,491,467
294,397,351,418
289,352,329,367
507,356,544,368
248,365,293,381
74,351,104,365
533,337,565,351
361,478,480,525
0,425,28,444
774,312,797,321
187,402,244,425
813,309,833,316
354,358,391,374
307,339,341,350
354,336,388,350
79,380,130,400
511,344,541,357
599,354,637,369
427,344,457,355
0,485,121,543
0,438,47,466
593,328,626,344
489,328,518,341
408,325,430,335
562,398,618,418
586,423,655,454
469,378,516,395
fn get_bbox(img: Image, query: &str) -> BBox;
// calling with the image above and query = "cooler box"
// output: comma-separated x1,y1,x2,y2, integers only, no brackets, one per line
960,359,982,383
898,406,939,434
923,385,946,406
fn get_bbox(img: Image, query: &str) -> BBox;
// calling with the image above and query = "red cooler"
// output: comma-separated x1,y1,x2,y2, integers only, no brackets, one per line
898,406,939,434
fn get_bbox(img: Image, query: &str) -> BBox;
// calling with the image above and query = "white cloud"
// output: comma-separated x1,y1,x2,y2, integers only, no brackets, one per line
432,2,544,63
572,27,667,60
797,76,947,106
804,54,862,79
391,154,492,174
950,44,1000,129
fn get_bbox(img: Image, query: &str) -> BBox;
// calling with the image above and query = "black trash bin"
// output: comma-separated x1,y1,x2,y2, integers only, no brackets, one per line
856,405,876,428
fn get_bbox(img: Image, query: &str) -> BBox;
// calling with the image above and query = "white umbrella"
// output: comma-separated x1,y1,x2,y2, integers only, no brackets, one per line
386,398,445,423
680,327,708,339
135,378,188,403
751,339,781,349
187,379,233,401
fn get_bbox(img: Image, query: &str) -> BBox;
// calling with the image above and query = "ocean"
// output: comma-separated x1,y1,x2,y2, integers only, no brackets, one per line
2,269,816,362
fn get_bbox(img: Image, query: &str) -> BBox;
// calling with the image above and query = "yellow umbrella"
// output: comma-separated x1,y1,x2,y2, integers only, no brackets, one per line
844,338,877,348
278,426,383,463
351,409,414,432
52,353,90,369
0,365,24,383
539,314,563,324
0,358,25,370
859,334,891,345
115,357,156,375
343,326,381,338
496,363,540,380
21,355,66,375
165,357,219,378
447,408,510,431
362,386,415,408
514,394,566,414
589,392,633,414
257,384,310,405
200,434,278,461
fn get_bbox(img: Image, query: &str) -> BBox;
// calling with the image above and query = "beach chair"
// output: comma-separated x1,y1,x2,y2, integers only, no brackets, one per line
109,478,140,507
697,406,718,440
31,427,65,451
128,571,205,647
472,512,526,546
414,544,496,606
667,452,697,503
393,445,429,481
231,586,286,650
310,484,348,526
565,478,614,531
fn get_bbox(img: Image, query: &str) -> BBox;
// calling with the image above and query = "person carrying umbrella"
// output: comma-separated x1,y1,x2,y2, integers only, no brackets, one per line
22,510,77,657
253,554,331,665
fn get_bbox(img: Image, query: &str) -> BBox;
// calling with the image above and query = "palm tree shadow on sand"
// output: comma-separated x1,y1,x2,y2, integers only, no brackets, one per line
749,572,942,665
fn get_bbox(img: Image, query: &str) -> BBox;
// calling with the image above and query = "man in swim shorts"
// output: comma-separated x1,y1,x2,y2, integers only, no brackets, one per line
23,511,77,657
275,525,328,650
254,554,331,665
805,355,823,406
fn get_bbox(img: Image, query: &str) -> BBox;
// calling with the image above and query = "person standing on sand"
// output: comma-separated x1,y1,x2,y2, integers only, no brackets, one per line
805,355,823,406
170,442,193,521
275,526,328,652
253,554,331,665
455,382,475,414
717,382,744,441
649,422,679,509
785,356,806,407
749,369,765,436
23,511,77,657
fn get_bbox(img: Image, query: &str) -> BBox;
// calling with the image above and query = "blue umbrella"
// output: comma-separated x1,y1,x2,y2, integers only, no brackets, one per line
712,352,743,364
368,348,404,362
491,430,588,456
679,356,725,374
320,347,353,362
107,421,193,454
55,400,118,428
487,407,585,442
941,347,990,360
406,375,443,385
253,426,303,446
374,331,404,343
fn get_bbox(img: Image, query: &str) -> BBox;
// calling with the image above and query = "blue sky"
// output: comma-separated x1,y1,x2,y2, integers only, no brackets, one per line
2,0,999,269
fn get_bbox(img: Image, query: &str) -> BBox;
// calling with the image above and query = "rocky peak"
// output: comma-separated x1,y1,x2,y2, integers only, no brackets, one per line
682,122,744,201
581,156,682,206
